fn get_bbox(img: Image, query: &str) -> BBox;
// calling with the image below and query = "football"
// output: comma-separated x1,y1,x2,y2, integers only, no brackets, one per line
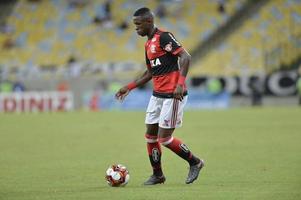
105,164,130,187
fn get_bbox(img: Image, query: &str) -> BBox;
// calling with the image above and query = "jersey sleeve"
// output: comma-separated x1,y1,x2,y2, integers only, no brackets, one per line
159,32,183,55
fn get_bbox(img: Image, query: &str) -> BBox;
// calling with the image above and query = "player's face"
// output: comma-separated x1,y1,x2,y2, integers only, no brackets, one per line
133,16,150,37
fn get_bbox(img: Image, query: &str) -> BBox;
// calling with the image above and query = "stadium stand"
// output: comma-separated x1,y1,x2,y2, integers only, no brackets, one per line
0,0,246,79
190,0,301,76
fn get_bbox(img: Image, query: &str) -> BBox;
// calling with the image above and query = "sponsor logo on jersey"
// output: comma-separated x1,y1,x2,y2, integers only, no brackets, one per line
150,58,161,67
152,148,160,162
164,42,172,52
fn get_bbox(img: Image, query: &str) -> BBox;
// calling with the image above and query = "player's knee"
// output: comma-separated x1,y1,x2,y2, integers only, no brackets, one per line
159,136,174,146
146,124,159,135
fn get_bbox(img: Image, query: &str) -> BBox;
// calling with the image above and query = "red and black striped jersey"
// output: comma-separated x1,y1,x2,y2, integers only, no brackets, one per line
145,28,186,98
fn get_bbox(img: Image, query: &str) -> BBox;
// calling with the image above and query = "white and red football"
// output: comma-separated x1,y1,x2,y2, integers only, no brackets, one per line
105,164,130,187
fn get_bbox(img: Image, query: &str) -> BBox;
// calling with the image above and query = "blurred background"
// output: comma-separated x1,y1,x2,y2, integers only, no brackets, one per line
0,0,301,112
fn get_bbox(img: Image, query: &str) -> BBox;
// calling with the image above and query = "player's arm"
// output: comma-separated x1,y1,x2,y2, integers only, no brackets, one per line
174,49,191,101
178,49,191,78
116,49,152,101
159,32,191,100
115,69,152,101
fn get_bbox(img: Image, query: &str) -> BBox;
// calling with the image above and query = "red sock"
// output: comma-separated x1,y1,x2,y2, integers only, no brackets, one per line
145,134,163,176
160,136,199,166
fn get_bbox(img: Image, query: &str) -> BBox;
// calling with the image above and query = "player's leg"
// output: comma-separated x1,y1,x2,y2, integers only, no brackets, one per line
145,124,163,177
159,127,204,184
158,127,201,169
144,96,165,185
158,97,199,165
158,97,204,184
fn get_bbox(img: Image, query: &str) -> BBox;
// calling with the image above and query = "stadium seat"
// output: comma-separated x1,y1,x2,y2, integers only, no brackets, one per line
191,0,301,76
0,0,246,78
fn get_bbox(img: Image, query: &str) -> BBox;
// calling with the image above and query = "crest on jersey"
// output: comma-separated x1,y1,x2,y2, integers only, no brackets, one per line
150,44,156,53
164,42,172,52
152,37,156,42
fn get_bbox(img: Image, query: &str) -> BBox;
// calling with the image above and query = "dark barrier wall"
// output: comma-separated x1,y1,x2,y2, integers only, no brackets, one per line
191,70,299,96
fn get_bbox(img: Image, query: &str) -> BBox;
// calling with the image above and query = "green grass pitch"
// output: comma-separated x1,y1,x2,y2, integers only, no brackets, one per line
1,107,301,200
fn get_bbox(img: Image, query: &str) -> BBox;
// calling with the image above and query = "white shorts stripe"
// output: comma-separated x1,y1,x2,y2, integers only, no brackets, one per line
171,99,179,128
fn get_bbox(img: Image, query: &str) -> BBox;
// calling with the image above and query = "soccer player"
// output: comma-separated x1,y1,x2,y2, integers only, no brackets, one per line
115,7,204,185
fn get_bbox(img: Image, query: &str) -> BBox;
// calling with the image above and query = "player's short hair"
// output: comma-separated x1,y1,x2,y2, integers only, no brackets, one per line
133,7,151,17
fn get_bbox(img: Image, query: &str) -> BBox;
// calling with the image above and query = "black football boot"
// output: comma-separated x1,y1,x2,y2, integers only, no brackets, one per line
143,175,166,185
185,159,205,184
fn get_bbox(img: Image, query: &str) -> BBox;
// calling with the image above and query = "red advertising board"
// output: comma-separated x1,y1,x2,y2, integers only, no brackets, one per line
0,92,74,113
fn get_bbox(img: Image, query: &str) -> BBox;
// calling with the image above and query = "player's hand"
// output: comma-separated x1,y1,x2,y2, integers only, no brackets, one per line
173,84,184,101
115,86,130,102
